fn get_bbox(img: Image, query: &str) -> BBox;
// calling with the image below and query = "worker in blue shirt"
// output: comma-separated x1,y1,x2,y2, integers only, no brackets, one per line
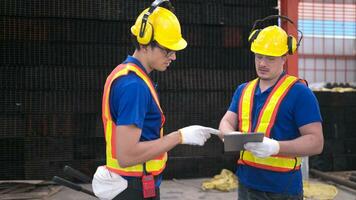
92,1,218,200
219,15,324,200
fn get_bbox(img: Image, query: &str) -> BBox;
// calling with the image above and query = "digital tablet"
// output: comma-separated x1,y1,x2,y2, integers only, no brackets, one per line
224,132,264,152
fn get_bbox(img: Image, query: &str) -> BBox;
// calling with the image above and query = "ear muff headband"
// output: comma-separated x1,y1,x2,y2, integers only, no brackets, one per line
249,15,303,54
138,0,171,44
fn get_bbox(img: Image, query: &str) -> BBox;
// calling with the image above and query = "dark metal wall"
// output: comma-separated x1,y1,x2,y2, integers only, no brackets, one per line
0,0,278,180
311,92,356,172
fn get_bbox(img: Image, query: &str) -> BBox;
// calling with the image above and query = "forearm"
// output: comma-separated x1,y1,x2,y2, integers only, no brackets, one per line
219,120,235,133
278,134,323,157
219,111,238,133
118,131,181,167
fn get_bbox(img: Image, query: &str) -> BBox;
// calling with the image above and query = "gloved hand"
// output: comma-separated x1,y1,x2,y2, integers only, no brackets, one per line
244,137,280,158
179,125,218,146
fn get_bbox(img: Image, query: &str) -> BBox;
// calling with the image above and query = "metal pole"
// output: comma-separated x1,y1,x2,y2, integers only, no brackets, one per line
280,0,299,76
310,169,356,190
52,176,96,197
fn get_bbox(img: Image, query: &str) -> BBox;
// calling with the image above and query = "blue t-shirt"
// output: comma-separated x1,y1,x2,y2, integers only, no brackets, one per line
109,56,163,186
228,74,322,195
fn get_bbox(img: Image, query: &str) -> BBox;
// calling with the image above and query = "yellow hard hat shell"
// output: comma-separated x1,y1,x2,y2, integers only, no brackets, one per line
131,7,187,51
251,25,296,56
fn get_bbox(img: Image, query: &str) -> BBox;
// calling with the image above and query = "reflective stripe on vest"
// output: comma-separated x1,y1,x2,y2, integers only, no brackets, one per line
237,75,302,172
102,63,167,177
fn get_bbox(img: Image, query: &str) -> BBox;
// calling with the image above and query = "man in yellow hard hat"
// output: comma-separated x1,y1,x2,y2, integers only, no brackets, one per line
219,16,324,199
93,1,219,199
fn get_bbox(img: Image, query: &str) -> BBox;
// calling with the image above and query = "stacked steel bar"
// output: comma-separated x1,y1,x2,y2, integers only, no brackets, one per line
0,0,278,180
311,92,356,171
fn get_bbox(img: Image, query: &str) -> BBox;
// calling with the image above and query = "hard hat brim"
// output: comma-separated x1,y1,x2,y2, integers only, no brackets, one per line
163,38,187,51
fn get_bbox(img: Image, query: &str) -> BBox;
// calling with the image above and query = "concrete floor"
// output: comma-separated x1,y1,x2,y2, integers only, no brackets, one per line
48,178,356,200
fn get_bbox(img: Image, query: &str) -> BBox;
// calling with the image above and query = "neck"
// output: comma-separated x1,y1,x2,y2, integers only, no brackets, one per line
132,50,153,74
259,71,283,92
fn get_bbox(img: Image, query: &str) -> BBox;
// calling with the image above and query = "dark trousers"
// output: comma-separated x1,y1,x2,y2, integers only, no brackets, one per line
238,182,303,200
113,177,160,200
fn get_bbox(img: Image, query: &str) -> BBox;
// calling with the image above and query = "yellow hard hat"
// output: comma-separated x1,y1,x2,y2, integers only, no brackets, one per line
249,25,297,56
131,7,187,51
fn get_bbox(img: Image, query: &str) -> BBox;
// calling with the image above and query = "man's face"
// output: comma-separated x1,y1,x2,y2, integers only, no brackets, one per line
254,53,286,81
147,43,176,71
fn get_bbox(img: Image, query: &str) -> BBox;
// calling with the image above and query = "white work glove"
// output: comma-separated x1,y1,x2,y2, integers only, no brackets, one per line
92,166,128,200
244,137,280,158
179,125,218,146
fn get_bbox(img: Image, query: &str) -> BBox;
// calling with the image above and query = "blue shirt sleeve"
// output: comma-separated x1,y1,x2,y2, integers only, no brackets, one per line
228,84,246,113
109,75,151,129
292,83,323,128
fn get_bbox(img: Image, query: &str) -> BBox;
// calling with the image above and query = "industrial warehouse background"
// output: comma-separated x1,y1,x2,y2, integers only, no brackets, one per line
0,0,355,199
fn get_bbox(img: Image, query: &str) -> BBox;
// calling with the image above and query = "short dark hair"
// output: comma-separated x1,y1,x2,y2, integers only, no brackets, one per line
159,2,175,13
130,34,157,50
130,34,141,50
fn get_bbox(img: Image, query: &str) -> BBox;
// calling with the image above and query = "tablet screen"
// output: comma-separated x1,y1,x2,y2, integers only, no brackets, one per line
224,132,264,152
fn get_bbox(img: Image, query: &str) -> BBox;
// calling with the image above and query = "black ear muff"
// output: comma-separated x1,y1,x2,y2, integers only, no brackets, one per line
137,19,154,45
248,29,261,43
287,35,293,55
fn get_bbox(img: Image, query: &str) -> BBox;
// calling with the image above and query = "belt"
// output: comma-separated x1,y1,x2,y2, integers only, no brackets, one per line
125,176,161,190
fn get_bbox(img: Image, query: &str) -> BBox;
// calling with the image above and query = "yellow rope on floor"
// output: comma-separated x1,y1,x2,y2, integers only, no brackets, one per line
303,181,338,200
201,169,238,192
201,170,338,199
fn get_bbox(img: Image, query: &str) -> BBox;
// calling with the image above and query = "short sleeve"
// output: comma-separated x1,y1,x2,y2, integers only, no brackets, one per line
228,84,245,113
109,76,150,129
293,85,323,128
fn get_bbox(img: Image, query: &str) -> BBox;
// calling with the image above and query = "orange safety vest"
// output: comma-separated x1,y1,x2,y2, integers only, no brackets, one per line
237,74,302,172
102,63,167,177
